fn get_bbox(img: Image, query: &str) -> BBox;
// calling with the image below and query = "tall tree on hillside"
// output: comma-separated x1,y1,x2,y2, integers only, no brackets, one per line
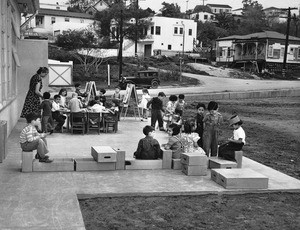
160,2,183,18
215,12,235,31
197,21,228,47
240,0,267,34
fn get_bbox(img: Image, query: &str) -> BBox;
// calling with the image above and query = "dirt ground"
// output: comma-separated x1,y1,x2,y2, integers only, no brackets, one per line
79,96,300,230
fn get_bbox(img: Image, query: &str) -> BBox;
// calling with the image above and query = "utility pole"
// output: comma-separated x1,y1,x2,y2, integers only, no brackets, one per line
202,0,207,6
118,1,125,81
281,7,297,78
134,0,138,55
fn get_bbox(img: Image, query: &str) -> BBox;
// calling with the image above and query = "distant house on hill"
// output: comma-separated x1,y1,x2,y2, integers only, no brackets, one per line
189,11,215,22
206,4,232,14
85,0,110,16
216,31,300,72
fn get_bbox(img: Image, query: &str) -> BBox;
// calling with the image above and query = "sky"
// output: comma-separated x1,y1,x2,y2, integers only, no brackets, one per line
138,0,300,12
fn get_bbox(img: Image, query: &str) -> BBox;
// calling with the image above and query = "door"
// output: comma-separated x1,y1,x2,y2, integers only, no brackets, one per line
144,44,152,57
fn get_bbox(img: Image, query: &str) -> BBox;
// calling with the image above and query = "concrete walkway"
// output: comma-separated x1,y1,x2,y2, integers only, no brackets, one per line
1,75,300,229
1,116,300,229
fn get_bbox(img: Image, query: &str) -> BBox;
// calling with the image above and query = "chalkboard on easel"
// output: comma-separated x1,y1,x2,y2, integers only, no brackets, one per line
121,84,140,119
84,81,97,102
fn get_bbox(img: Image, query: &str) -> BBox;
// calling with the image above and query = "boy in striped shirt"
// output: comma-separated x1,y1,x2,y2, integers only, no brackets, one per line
20,113,52,163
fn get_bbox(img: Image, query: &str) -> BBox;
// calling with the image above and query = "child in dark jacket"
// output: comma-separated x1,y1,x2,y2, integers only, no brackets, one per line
195,103,206,148
134,125,163,159
147,92,166,131
40,92,54,133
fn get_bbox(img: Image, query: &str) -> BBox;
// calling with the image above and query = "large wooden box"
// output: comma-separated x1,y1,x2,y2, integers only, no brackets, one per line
75,158,116,171
125,159,162,170
211,168,269,189
172,159,182,170
182,164,207,176
181,153,208,166
113,148,126,170
33,158,74,172
91,146,117,163
209,158,237,169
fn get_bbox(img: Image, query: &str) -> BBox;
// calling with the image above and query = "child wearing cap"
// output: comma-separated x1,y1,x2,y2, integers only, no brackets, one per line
218,115,246,161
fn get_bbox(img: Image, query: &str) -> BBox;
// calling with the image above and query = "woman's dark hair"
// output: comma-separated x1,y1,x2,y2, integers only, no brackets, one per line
37,67,48,74
196,103,206,110
207,101,218,111
178,94,185,99
59,88,67,95
183,118,196,134
43,92,50,99
169,95,178,102
143,125,155,136
25,112,41,124
169,123,181,136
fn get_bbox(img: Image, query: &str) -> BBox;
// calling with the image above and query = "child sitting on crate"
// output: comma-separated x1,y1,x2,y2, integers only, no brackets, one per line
134,125,163,159
20,113,53,163
218,115,246,162
162,124,183,159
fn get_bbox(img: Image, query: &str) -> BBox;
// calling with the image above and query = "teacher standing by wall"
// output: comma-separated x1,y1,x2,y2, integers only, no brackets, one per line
21,67,49,118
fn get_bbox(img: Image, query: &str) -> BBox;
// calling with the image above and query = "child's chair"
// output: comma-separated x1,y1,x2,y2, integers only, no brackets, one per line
87,112,101,134
70,112,86,134
104,112,118,133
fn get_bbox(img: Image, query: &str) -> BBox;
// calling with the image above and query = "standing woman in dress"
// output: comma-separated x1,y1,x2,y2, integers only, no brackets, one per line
21,67,49,118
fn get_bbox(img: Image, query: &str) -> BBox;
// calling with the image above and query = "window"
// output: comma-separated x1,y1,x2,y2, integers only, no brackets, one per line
35,16,44,27
280,47,285,57
51,17,55,24
151,26,154,35
174,27,178,34
298,47,300,58
227,47,231,57
210,15,214,20
56,6,60,10
204,15,208,20
179,27,183,34
65,17,70,22
168,45,172,50
268,45,273,57
155,26,161,35
196,14,199,20
0,3,19,109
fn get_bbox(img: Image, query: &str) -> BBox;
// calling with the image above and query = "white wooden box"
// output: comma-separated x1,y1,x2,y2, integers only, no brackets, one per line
91,146,117,163
181,153,208,166
182,164,207,176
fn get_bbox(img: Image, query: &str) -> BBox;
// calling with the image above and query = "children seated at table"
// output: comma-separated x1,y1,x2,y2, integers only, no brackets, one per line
99,88,107,106
58,88,68,108
69,93,85,112
52,95,67,132
20,113,52,163
134,125,163,159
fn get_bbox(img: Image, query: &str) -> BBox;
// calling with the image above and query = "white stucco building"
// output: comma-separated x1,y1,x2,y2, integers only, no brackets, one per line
119,16,197,57
189,11,215,22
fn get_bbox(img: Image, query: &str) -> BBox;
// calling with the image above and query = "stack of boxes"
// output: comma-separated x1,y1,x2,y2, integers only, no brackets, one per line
75,146,125,171
181,152,208,176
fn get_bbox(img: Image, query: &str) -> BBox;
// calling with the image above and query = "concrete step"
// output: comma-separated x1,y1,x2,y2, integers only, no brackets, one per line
75,158,116,171
209,158,237,169
33,158,74,172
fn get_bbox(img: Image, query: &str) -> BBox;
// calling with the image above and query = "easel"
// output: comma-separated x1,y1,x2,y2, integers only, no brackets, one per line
121,84,140,119
84,81,97,103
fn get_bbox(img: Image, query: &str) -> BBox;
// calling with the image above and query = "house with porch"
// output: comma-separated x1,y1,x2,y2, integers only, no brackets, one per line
1,0,48,138
216,31,300,72
206,4,232,14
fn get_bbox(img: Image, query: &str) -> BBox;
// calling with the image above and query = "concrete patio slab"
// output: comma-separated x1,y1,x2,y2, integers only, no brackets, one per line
1,117,300,229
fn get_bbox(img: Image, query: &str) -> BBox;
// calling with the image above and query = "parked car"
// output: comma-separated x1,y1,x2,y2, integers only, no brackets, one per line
23,32,48,40
119,70,160,89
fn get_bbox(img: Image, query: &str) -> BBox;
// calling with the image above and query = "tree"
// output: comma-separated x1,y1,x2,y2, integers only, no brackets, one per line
67,0,97,12
55,27,102,76
197,21,228,47
215,12,235,31
239,0,268,34
160,2,183,18
193,5,211,13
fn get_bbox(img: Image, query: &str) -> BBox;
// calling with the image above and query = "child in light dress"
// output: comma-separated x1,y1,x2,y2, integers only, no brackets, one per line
139,88,151,121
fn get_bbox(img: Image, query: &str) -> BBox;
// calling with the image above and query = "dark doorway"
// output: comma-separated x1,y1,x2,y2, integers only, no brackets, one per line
144,44,152,57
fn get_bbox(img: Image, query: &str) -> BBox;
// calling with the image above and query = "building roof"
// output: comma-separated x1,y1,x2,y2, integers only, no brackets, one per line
217,31,300,42
263,7,280,11
207,4,232,9
38,8,95,19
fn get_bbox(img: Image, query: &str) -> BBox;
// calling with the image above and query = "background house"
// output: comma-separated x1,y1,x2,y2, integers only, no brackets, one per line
206,4,232,14
1,0,48,136
189,11,215,22
216,31,300,72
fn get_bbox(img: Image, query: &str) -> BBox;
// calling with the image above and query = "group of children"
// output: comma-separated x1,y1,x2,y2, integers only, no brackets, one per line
135,99,246,164
20,83,122,163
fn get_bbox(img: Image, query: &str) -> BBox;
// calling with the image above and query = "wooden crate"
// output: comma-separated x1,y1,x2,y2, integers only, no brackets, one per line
182,164,207,176
22,151,34,172
33,158,74,172
172,159,182,170
209,158,237,169
211,168,269,189
91,146,117,163
113,148,126,170
125,159,162,170
181,153,208,166
75,158,116,171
